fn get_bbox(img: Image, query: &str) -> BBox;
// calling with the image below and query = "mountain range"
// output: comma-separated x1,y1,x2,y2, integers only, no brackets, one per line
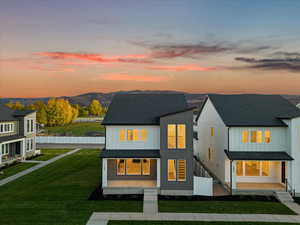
1,90,300,108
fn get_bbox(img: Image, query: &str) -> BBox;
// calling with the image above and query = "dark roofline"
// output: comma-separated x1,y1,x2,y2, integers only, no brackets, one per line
102,122,159,126
224,150,293,161
159,107,196,118
13,110,36,117
195,96,208,122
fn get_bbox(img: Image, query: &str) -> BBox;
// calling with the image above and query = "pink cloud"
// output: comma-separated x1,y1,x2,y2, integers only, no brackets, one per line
147,64,217,72
99,73,171,82
36,52,151,64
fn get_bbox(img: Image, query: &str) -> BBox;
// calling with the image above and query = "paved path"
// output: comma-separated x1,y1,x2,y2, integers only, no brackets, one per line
87,212,300,224
0,148,81,186
21,160,42,163
143,189,158,214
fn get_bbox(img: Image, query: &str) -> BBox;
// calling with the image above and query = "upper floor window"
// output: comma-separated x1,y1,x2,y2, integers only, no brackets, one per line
242,130,271,144
167,124,186,149
211,127,215,137
119,128,148,141
0,123,14,134
27,119,34,133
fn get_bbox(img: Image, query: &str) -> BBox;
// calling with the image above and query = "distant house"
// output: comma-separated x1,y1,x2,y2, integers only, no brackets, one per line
101,94,196,195
0,106,37,167
194,94,300,195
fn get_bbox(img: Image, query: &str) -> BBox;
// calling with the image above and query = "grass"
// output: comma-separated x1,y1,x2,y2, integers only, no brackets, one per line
158,200,295,215
44,122,104,136
33,149,72,161
0,162,37,180
108,222,300,225
0,149,142,225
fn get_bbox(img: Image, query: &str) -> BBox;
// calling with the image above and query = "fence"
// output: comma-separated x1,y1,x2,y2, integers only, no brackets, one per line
74,117,103,122
36,136,105,144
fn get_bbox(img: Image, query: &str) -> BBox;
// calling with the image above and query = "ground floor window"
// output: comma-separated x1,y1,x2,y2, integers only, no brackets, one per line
168,159,186,181
1,144,9,155
236,160,270,177
116,158,151,176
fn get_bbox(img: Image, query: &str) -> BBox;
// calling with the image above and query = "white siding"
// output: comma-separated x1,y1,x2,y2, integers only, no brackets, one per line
106,125,160,150
229,127,288,152
196,98,229,184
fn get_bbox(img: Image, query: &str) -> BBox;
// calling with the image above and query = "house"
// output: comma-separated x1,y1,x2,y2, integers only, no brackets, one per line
194,94,300,195
101,94,195,195
0,105,37,167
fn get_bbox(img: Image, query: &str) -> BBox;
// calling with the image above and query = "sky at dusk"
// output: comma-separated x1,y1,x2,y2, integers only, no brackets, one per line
1,0,300,98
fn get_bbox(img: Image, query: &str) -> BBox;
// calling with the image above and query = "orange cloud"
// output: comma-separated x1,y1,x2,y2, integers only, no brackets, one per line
99,73,171,82
36,52,151,64
147,64,217,72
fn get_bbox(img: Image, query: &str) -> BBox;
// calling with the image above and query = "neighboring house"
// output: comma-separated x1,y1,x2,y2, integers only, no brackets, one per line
0,106,37,167
101,94,195,195
194,94,300,195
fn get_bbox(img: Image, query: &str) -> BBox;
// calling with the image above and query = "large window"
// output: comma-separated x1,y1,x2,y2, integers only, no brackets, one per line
119,129,148,141
26,119,34,133
1,144,9,155
0,123,14,134
242,130,271,143
168,124,186,149
116,159,151,176
168,159,186,181
236,161,270,177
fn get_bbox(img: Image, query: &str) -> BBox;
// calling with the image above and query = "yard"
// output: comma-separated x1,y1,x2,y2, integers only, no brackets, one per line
108,222,300,225
158,200,295,214
43,122,105,136
0,162,37,180
33,149,72,161
0,149,142,225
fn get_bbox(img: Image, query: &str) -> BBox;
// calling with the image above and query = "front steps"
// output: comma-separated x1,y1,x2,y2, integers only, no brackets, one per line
275,191,294,203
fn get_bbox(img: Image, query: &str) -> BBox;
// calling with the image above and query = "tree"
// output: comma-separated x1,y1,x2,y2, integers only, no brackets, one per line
38,106,48,125
88,99,103,116
79,106,89,117
6,101,24,110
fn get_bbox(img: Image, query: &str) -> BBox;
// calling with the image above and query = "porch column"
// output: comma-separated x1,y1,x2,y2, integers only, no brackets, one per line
0,143,2,165
156,158,160,187
287,160,293,188
102,158,108,187
21,139,26,159
231,161,237,189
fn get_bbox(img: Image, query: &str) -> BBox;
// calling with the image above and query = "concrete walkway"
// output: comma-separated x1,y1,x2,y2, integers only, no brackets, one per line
87,212,300,224
143,189,158,214
0,148,81,186
21,160,42,163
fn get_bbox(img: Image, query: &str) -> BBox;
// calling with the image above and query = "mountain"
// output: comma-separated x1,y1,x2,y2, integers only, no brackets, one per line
1,90,300,108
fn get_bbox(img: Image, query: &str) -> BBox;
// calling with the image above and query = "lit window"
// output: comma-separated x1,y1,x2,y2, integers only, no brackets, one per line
142,159,150,175
167,124,176,149
126,159,141,175
257,131,263,143
251,131,257,143
262,161,269,176
117,159,125,175
127,129,133,141
265,130,271,143
245,161,260,176
141,129,148,141
168,159,176,181
133,129,139,141
236,161,243,176
119,129,126,141
211,127,215,136
177,160,186,181
177,124,186,149
242,131,249,143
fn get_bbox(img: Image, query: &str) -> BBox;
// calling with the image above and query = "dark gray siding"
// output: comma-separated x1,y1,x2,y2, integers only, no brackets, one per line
107,159,157,180
160,110,194,190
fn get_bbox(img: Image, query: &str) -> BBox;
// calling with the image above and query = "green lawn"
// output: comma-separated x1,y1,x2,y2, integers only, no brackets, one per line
0,163,37,180
0,149,142,225
44,122,104,136
158,200,295,215
108,222,300,225
33,149,72,161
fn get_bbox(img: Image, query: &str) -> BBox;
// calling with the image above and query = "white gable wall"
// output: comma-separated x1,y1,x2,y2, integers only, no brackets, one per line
196,98,229,184
106,125,160,149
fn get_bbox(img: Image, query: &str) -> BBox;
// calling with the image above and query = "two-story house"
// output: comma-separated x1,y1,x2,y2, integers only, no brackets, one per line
101,94,195,195
0,105,37,167
194,94,300,195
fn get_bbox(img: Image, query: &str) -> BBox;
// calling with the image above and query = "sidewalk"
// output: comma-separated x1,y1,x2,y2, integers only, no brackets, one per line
0,148,81,187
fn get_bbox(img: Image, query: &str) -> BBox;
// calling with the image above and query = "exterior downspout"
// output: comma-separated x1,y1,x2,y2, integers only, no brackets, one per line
230,160,233,195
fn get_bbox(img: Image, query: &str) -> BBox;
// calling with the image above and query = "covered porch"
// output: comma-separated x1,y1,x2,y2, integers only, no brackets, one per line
0,137,25,166
101,149,160,194
225,150,293,194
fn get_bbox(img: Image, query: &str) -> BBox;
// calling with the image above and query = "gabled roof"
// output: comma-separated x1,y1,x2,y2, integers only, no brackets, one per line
13,109,35,116
199,94,300,127
102,94,188,125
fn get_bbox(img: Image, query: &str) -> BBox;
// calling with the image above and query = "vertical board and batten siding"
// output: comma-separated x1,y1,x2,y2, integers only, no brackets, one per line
229,127,288,152
105,125,160,150
196,98,230,184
